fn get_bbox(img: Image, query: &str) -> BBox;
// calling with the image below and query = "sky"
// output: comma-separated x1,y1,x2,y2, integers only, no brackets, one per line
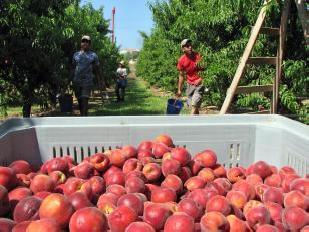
81,0,155,50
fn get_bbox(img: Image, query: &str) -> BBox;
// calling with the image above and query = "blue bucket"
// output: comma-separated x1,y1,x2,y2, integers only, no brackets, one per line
166,98,183,114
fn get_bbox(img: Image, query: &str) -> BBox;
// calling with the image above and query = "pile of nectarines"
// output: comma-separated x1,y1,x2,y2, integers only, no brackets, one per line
0,134,308,231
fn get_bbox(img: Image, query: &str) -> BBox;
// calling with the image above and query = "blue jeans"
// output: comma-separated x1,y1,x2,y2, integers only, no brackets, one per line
115,79,127,100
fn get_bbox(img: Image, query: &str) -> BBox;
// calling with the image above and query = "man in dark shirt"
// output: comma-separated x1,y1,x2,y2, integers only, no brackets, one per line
72,35,105,116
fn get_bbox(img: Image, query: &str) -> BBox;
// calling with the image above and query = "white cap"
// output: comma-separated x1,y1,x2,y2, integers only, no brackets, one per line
81,35,91,41
180,38,192,47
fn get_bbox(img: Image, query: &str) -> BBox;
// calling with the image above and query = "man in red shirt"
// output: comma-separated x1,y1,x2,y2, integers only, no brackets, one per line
176,39,205,115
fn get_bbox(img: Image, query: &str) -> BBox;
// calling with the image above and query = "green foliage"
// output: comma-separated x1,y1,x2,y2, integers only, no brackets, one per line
0,93,8,118
137,0,307,122
283,60,308,98
138,0,269,100
0,0,120,117
280,60,309,123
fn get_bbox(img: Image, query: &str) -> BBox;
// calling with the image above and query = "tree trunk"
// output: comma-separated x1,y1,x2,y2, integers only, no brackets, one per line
22,101,32,118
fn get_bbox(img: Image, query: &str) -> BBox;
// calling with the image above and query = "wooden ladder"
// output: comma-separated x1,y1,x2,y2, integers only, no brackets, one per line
220,0,291,114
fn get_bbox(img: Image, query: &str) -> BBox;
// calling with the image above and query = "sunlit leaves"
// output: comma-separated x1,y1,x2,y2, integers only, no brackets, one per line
0,0,120,116
138,0,307,121
62,28,75,39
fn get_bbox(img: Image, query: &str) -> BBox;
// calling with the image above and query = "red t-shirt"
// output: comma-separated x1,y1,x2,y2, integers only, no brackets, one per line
177,52,202,85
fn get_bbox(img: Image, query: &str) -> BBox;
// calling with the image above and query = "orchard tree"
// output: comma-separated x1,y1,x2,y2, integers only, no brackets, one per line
0,0,76,117
0,0,120,117
137,0,307,122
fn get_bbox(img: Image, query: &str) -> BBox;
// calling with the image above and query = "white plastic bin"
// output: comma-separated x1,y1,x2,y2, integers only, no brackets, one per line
0,115,308,176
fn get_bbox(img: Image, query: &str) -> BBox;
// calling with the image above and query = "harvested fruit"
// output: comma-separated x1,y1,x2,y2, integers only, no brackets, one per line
0,134,307,231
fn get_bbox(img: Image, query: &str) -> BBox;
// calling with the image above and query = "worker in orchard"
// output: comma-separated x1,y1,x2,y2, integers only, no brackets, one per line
176,39,206,115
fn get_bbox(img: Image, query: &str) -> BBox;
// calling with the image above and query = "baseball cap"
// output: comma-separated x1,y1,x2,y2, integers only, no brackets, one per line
119,60,125,65
81,35,91,41
180,39,192,47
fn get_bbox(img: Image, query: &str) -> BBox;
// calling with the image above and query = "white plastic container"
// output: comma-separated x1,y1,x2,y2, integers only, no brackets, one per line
0,115,308,176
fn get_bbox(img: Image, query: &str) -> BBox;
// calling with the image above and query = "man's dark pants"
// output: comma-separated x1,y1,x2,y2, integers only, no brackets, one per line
115,79,127,101
73,85,92,116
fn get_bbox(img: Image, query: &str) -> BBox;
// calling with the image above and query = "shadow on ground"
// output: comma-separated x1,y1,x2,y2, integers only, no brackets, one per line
89,77,167,116
41,76,168,117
